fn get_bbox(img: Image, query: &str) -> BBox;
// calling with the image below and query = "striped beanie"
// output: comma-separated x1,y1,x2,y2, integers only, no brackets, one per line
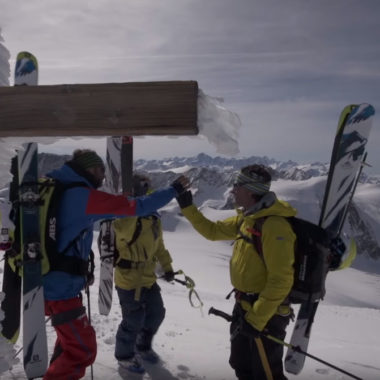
72,149,104,170
235,165,271,195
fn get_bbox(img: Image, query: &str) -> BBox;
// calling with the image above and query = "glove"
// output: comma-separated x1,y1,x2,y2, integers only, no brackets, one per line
176,191,193,209
239,317,261,338
163,270,175,282
171,175,190,195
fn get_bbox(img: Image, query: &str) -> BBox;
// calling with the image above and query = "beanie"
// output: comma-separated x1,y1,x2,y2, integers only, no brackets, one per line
235,166,271,195
132,174,151,196
72,150,104,170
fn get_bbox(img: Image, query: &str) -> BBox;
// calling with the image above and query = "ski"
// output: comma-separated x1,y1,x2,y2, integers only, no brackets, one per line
1,157,21,344
18,142,48,378
98,136,133,315
14,51,38,86
285,103,375,375
15,52,48,378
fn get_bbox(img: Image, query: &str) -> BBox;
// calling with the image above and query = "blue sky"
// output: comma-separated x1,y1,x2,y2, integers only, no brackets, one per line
1,0,380,171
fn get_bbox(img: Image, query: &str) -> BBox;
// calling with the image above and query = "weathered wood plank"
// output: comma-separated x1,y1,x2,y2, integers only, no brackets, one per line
0,81,198,137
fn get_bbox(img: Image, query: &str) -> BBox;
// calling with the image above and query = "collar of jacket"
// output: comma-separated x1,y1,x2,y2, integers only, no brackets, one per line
243,191,277,217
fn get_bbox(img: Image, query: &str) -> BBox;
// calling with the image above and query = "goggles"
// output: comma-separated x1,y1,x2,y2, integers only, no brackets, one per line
232,180,251,188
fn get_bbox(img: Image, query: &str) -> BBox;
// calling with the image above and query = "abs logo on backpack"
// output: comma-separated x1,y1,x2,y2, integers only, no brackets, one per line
48,217,56,241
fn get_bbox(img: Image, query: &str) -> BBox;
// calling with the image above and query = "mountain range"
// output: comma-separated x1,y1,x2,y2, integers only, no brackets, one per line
1,152,378,269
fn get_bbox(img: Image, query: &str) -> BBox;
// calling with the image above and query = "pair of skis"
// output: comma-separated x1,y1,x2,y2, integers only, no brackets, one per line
284,103,375,374
0,52,48,378
98,136,133,316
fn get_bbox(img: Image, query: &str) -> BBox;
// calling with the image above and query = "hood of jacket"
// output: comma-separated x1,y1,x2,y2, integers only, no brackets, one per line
47,162,95,188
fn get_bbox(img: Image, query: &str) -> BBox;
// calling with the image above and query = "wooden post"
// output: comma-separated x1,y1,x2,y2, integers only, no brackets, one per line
0,81,198,137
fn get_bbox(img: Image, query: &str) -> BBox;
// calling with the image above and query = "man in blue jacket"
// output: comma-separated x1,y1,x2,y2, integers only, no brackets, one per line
43,149,188,380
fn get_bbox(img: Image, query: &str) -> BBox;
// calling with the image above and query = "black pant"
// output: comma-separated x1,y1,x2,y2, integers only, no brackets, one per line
229,303,289,380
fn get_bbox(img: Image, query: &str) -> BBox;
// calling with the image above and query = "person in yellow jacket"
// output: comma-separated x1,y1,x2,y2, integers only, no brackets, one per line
113,174,175,375
176,164,296,380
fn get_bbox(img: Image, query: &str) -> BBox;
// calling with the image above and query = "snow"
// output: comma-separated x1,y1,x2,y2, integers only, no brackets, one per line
1,200,380,380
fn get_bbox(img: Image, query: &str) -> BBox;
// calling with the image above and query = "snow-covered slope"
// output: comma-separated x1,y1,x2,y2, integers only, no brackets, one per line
1,154,379,379
4,207,380,380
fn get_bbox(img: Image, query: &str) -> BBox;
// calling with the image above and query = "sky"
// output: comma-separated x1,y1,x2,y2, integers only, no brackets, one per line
1,0,380,173
1,177,380,379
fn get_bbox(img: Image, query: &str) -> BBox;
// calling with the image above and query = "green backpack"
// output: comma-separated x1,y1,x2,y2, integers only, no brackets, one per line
6,177,92,278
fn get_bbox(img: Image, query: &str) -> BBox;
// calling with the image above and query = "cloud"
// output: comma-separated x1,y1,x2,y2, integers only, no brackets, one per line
1,0,380,172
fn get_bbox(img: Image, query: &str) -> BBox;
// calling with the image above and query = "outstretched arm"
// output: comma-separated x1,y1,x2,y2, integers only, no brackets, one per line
84,175,190,218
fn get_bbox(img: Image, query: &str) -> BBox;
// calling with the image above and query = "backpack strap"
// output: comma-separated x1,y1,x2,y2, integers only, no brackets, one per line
250,217,266,260
116,218,144,269
127,217,142,247
237,217,267,260
44,179,91,277
48,227,92,276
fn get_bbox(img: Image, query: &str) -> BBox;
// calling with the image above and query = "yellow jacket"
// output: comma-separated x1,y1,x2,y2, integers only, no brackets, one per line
112,215,173,294
181,198,297,330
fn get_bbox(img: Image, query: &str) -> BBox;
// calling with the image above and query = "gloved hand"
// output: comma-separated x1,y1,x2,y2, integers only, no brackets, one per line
163,270,175,282
176,190,193,209
239,317,262,338
171,175,190,195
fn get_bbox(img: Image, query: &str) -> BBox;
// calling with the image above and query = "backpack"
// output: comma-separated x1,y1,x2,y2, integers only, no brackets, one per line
5,177,93,279
239,216,332,304
98,217,145,269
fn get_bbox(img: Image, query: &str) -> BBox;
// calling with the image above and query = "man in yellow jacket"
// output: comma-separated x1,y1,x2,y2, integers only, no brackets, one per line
113,174,175,375
176,164,296,380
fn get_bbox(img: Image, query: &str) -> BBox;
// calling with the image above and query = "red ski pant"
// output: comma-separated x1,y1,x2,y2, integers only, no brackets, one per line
44,296,97,380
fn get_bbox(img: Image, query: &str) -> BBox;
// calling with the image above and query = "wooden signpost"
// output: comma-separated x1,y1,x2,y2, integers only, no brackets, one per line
0,81,199,137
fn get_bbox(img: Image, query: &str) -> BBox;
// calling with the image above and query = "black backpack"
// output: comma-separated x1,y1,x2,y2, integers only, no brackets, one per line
239,216,331,304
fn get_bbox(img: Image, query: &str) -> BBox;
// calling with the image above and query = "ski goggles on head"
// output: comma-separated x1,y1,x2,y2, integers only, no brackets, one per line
232,172,270,195
233,178,251,188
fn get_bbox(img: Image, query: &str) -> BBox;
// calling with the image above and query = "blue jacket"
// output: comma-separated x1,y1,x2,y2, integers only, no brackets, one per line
43,163,177,300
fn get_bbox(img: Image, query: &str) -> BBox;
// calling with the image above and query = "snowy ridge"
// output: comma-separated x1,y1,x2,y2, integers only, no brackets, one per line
24,152,380,262
2,152,379,263
135,152,380,184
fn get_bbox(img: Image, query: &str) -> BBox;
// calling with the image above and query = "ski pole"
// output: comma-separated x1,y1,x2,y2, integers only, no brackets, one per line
208,307,363,380
85,284,94,380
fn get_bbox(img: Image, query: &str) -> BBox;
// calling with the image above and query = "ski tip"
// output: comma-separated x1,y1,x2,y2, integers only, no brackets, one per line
346,103,375,126
15,51,38,66
14,51,38,86
337,103,375,133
